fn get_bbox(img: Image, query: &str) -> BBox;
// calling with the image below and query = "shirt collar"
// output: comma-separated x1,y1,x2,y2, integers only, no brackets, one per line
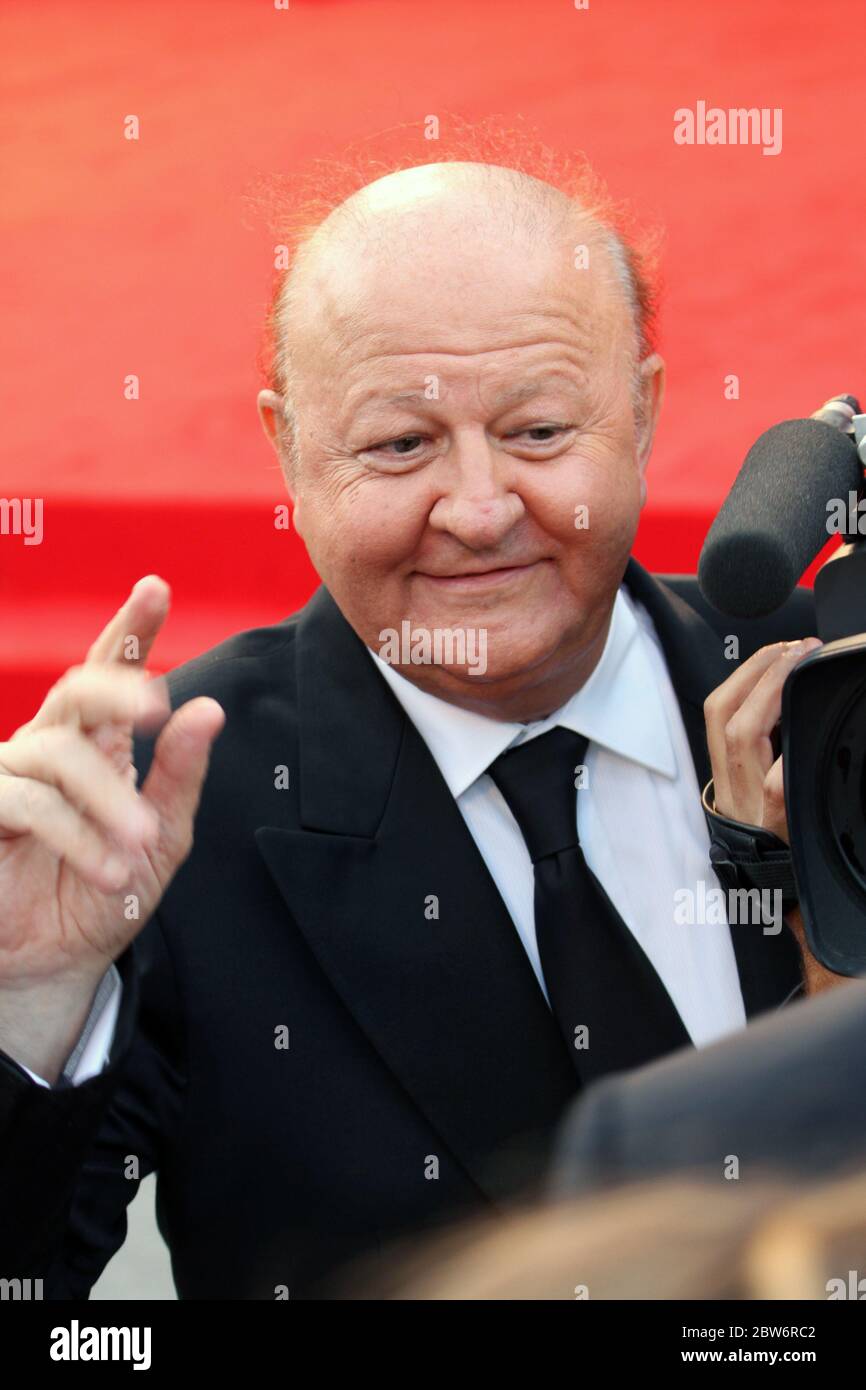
368,585,678,798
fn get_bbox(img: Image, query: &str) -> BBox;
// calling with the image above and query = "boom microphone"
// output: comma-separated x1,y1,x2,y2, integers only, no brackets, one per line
698,407,863,618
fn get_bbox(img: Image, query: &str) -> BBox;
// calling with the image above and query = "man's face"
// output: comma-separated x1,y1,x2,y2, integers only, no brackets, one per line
264,191,662,718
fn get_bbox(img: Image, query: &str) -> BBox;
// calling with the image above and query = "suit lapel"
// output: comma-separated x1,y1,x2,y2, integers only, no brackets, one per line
622,559,801,1016
257,588,578,1204
622,558,724,788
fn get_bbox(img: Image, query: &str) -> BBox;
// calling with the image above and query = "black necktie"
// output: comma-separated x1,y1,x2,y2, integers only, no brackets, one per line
489,726,691,1083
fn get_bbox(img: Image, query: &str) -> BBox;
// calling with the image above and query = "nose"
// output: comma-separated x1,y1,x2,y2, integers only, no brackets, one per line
428,430,525,549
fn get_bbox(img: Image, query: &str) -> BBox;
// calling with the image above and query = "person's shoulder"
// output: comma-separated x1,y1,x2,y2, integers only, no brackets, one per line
657,573,817,649
165,610,302,711
552,978,866,1195
132,606,309,781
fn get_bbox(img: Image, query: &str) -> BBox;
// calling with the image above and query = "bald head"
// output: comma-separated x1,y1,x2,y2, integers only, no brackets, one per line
270,162,647,467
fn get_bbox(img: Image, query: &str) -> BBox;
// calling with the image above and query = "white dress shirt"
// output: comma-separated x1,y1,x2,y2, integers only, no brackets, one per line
20,582,745,1088
20,962,122,1088
371,584,746,1048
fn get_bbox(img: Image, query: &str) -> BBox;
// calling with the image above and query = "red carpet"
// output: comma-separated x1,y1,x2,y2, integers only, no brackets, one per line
2,0,864,734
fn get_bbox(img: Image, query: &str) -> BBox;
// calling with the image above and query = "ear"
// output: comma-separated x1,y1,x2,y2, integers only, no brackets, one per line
257,389,299,513
634,353,665,508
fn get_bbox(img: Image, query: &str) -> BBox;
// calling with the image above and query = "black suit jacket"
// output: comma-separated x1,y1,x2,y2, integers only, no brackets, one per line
0,560,815,1298
552,976,866,1196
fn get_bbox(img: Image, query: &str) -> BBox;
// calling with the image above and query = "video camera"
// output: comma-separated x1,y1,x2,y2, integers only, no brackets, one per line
700,397,866,975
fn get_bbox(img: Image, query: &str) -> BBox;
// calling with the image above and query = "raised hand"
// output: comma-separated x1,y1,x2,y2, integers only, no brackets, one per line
0,576,224,1077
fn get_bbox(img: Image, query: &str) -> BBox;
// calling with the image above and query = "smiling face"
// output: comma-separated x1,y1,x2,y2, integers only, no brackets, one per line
260,164,664,721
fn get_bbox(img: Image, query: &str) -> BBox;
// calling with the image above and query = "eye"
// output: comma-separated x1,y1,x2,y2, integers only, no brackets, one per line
507,423,572,443
368,433,426,456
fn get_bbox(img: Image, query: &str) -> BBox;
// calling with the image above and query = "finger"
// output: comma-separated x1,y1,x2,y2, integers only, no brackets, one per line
722,642,821,819
706,638,821,811
85,575,170,668
28,666,171,735
140,697,225,863
0,777,131,893
0,727,159,850
706,641,794,726
705,642,791,811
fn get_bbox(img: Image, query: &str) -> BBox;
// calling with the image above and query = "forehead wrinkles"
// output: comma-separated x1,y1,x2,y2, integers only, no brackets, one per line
289,208,630,418
335,332,602,419
299,279,616,405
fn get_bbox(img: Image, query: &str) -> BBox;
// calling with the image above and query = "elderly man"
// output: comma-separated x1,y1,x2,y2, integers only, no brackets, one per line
0,161,819,1298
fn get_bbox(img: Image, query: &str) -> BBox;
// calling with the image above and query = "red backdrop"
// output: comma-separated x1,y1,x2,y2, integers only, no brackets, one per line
2,0,865,734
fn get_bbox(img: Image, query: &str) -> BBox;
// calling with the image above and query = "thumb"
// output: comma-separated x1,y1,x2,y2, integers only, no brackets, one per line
762,754,789,842
141,697,225,854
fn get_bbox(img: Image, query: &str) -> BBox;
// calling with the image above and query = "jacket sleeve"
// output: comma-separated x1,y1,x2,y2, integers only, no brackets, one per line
0,910,185,1297
547,1079,628,1200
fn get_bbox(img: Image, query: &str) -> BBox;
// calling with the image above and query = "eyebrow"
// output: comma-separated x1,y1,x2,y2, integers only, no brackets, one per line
349,374,584,416
377,391,429,407
491,377,583,408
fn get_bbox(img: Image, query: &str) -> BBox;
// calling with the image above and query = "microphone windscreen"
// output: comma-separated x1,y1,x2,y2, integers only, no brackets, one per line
698,419,862,618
